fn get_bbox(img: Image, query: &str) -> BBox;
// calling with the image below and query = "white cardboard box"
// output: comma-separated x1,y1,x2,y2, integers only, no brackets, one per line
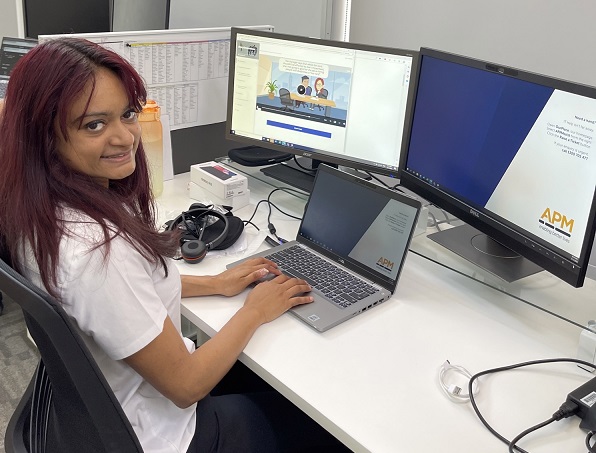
190,161,248,199
189,182,250,210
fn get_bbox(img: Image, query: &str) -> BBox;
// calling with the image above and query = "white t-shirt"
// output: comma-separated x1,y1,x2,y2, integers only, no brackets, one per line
20,209,197,453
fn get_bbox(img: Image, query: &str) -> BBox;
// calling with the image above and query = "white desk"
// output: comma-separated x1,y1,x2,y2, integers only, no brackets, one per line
158,171,596,453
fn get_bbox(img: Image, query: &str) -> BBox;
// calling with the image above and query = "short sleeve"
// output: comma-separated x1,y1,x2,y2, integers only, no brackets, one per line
58,233,170,360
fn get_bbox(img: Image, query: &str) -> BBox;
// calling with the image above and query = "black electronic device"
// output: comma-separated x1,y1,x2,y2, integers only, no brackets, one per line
0,37,37,98
400,47,596,287
24,0,110,38
225,27,418,192
228,146,292,167
165,203,243,264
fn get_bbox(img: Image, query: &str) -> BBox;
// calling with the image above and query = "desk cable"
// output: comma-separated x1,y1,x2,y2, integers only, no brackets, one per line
426,206,458,232
447,357,596,453
364,171,400,191
291,156,317,174
438,360,479,403
242,187,304,246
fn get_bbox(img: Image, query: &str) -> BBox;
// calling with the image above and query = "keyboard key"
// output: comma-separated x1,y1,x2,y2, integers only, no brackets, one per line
265,246,379,310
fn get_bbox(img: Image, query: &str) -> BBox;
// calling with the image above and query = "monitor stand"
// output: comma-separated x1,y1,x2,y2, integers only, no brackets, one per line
260,157,371,193
260,157,320,193
428,223,544,283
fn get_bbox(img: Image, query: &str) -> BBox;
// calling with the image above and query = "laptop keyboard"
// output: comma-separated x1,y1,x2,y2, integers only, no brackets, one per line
265,245,379,309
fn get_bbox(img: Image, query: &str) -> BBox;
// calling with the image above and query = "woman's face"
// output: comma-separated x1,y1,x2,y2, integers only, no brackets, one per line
315,79,324,91
55,68,141,188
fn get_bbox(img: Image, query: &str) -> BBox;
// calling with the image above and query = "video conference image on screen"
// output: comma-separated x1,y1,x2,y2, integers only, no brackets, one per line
228,29,415,177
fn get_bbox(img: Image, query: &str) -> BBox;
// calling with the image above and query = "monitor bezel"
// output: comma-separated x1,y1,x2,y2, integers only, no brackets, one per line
225,27,419,180
400,47,596,287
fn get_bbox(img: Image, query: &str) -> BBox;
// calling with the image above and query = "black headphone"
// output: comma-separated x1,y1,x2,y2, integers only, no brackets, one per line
165,203,229,264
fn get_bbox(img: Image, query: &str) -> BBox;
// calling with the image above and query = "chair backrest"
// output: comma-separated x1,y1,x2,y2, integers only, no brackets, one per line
0,258,143,453
279,87,292,106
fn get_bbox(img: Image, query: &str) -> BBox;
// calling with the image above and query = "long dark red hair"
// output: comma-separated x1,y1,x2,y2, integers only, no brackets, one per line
0,38,178,297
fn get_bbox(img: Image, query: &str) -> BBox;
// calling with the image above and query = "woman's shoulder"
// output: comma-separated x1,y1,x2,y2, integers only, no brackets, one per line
59,206,133,256
58,206,148,259
57,208,151,277
60,207,108,242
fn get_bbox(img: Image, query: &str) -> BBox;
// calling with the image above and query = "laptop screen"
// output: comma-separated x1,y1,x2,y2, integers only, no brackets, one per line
0,37,37,81
298,165,421,289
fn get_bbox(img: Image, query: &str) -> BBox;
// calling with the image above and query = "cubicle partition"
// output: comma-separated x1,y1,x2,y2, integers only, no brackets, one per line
39,26,274,174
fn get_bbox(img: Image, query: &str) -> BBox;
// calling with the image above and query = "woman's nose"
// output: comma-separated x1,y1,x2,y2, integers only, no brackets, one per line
110,122,136,147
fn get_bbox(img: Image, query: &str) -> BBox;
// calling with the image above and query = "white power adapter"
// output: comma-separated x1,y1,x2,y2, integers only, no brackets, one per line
577,321,596,371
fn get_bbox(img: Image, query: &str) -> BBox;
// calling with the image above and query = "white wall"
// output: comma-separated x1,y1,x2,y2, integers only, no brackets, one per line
112,0,169,32
169,0,332,39
350,0,596,87
0,0,23,38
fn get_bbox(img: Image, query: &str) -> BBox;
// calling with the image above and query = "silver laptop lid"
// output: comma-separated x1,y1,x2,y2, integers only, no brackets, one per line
296,165,422,292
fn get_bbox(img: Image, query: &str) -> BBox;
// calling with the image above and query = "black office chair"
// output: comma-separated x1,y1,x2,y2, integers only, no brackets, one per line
279,88,294,111
0,258,143,453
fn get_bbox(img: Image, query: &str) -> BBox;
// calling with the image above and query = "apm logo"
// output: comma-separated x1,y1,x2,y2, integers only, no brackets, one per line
376,257,394,272
539,208,574,237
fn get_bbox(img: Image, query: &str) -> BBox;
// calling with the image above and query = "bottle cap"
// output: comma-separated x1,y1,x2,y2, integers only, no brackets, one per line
140,99,160,121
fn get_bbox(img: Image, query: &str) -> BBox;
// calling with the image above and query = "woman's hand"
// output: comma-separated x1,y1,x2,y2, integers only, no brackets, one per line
181,258,282,298
213,257,282,296
241,274,314,324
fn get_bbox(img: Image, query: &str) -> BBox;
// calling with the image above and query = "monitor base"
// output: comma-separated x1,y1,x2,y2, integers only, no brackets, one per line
260,158,317,192
260,157,372,193
428,224,544,283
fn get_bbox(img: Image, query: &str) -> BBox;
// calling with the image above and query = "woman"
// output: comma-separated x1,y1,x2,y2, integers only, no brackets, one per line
0,38,346,452
314,77,325,96
313,78,327,111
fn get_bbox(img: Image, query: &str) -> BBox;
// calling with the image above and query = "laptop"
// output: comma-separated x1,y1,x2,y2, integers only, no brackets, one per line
228,165,422,332
0,37,37,98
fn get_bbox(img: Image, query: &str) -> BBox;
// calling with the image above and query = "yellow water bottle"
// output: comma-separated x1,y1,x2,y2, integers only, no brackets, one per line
139,99,164,197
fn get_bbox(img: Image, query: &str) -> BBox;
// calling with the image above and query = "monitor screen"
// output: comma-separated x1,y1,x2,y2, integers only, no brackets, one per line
0,38,38,80
400,47,596,287
226,27,417,191
24,0,110,39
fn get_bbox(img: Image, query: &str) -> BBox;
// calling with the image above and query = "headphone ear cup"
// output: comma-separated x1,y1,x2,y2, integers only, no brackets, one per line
181,240,208,264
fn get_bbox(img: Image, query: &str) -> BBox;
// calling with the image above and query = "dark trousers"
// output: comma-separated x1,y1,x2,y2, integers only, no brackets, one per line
186,362,351,453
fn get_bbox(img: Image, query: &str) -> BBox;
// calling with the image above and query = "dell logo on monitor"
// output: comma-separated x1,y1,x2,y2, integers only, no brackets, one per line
470,209,480,218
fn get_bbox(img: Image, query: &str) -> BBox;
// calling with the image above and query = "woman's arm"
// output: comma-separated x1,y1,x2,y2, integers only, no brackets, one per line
124,274,312,408
180,257,282,298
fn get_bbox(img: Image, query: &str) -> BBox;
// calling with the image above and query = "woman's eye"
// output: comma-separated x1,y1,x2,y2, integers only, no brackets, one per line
123,109,138,121
86,121,105,132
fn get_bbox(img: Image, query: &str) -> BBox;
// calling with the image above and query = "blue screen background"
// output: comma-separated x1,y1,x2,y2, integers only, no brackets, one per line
406,56,554,206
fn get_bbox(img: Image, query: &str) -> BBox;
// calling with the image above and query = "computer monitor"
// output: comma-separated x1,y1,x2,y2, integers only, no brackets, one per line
400,47,596,288
0,38,38,78
24,0,110,38
225,27,418,192
0,38,37,99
